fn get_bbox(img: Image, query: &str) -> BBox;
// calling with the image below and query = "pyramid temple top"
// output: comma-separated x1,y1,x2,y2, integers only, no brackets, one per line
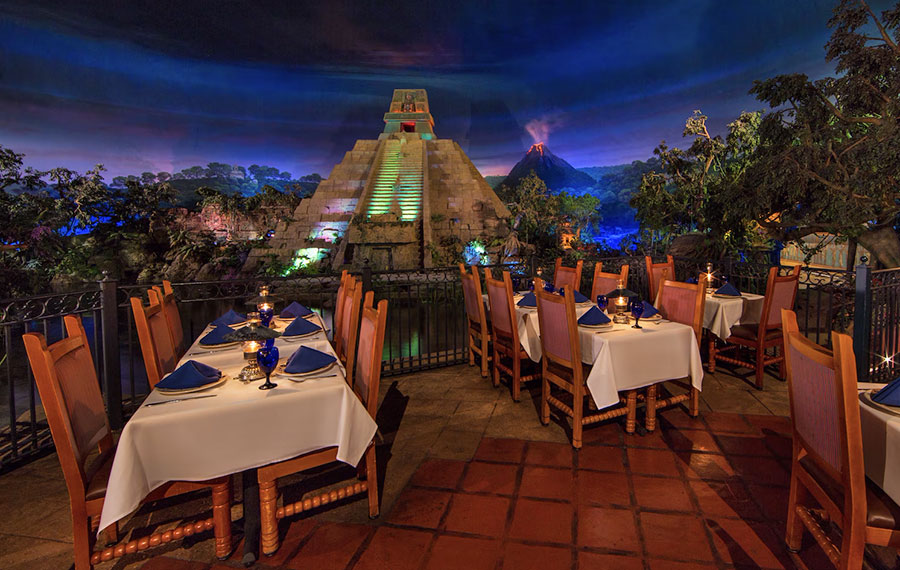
380,89,435,140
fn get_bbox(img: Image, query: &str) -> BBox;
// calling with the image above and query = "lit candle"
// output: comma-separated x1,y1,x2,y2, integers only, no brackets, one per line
242,340,261,358
706,263,714,284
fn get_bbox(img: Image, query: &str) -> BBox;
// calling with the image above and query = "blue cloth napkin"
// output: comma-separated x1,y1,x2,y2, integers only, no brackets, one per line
211,309,246,326
283,317,322,337
578,306,611,326
284,346,337,374
517,292,536,307
157,360,221,391
715,282,741,296
641,300,659,317
200,325,235,346
559,289,589,303
873,377,900,406
280,301,313,319
685,277,698,284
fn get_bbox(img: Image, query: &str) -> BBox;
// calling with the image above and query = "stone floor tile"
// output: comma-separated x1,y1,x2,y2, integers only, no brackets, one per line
578,445,627,473
385,487,452,529
632,475,695,513
500,542,573,570
460,461,519,496
627,448,681,477
286,522,371,570
422,535,502,570
410,458,466,490
508,498,574,544
577,506,639,552
705,517,792,569
688,479,762,520
575,470,632,508
676,451,736,480
662,428,722,454
519,466,574,502
427,429,483,461
351,526,432,570
523,441,574,468
577,551,644,569
639,512,715,562
442,493,511,538
473,437,526,464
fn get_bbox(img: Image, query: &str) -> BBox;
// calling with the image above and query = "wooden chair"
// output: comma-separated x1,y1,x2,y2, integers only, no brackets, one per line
485,271,540,402
257,292,387,556
535,278,635,448
332,269,350,349
645,255,675,303
553,257,583,293
644,274,707,431
709,265,801,389
131,295,178,390
782,309,900,568
335,275,362,388
23,315,232,568
460,263,491,378
149,280,185,359
590,262,629,302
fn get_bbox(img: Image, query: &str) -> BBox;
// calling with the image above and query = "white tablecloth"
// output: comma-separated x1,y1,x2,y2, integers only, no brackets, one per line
513,299,704,410
859,393,900,505
98,317,377,533
703,292,764,340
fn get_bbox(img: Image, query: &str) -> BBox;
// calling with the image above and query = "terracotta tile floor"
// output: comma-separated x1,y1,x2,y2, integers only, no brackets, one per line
1,363,897,569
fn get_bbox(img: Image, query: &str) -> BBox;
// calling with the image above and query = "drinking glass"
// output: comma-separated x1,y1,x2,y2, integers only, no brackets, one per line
258,305,274,328
630,298,644,329
256,345,280,390
596,295,608,312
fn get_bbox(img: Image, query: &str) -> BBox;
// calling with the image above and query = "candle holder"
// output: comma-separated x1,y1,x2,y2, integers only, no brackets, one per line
247,291,281,328
223,324,282,383
606,279,638,325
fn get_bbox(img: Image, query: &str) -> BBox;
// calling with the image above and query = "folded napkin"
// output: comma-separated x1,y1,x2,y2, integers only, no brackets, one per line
283,317,322,337
685,276,698,284
517,292,536,307
211,309,246,326
873,377,900,406
200,325,236,346
157,360,221,391
280,301,313,319
578,306,611,326
715,282,741,296
558,289,590,303
284,346,337,374
641,300,659,317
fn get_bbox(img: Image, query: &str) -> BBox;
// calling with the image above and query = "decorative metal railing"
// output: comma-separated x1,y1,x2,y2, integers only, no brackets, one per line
1,256,896,471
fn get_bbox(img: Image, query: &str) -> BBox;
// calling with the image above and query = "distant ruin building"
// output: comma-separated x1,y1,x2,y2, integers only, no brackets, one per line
247,89,510,271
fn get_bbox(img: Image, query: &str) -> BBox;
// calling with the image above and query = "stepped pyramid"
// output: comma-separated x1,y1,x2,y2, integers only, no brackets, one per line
248,89,510,271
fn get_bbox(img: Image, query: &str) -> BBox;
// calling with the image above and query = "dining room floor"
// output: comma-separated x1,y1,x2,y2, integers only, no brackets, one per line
2,361,897,569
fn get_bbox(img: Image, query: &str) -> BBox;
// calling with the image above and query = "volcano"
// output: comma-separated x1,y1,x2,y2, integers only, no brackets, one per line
500,143,596,192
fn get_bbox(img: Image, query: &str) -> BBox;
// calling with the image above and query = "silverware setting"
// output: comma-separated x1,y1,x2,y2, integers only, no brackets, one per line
187,346,235,356
145,394,218,407
275,372,339,382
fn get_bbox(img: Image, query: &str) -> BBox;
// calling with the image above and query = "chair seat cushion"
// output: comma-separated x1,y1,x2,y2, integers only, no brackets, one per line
799,456,900,530
85,449,116,501
728,324,782,342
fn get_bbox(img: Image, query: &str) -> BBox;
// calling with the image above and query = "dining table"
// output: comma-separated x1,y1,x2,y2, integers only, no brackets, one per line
702,290,765,340
511,293,705,410
97,313,377,562
858,387,900,506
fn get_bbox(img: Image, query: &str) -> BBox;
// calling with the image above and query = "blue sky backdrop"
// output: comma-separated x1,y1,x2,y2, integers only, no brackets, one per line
0,0,889,179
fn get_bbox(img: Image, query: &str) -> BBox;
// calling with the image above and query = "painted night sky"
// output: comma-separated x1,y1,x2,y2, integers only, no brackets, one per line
0,0,888,179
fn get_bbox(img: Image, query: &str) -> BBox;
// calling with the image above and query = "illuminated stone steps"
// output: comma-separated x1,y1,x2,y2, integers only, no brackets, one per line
365,139,424,221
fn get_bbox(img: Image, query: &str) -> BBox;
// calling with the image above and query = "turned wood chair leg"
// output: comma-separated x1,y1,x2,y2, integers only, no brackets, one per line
491,348,500,388
645,385,658,432
689,387,700,417
572,390,583,449
259,479,280,556
480,337,489,378
365,446,379,519
512,355,521,402
212,479,233,560
785,467,807,552
540,376,550,426
755,345,766,390
625,391,638,434
468,336,475,367
708,335,717,373
73,509,93,570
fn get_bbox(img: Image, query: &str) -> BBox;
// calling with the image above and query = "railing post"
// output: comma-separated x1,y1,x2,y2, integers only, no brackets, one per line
854,257,872,382
100,275,123,429
361,264,372,295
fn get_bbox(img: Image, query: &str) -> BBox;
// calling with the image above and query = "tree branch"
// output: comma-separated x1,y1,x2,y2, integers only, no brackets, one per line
820,93,882,125
861,0,900,55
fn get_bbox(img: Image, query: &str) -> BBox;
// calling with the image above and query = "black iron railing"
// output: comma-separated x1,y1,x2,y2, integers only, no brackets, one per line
1,256,897,470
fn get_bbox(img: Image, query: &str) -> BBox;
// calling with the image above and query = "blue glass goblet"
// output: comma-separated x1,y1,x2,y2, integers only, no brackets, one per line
630,298,644,329
596,295,608,312
528,279,535,293
256,344,279,390
258,305,274,328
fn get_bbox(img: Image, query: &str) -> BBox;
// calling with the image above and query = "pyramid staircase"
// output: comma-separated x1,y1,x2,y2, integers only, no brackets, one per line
365,139,424,222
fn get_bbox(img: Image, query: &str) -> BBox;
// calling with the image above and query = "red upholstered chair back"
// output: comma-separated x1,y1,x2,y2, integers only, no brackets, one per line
553,258,583,293
355,292,388,419
645,255,675,303
460,264,489,335
149,285,185,359
485,272,516,338
591,262,629,301
657,275,706,341
535,279,580,369
762,266,801,329
131,295,178,389
782,309,865,504
23,315,113,505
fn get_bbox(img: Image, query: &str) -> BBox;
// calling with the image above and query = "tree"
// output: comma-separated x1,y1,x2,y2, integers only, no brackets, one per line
156,171,171,183
140,171,157,185
206,162,233,178
740,0,900,267
631,110,763,255
504,171,562,250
